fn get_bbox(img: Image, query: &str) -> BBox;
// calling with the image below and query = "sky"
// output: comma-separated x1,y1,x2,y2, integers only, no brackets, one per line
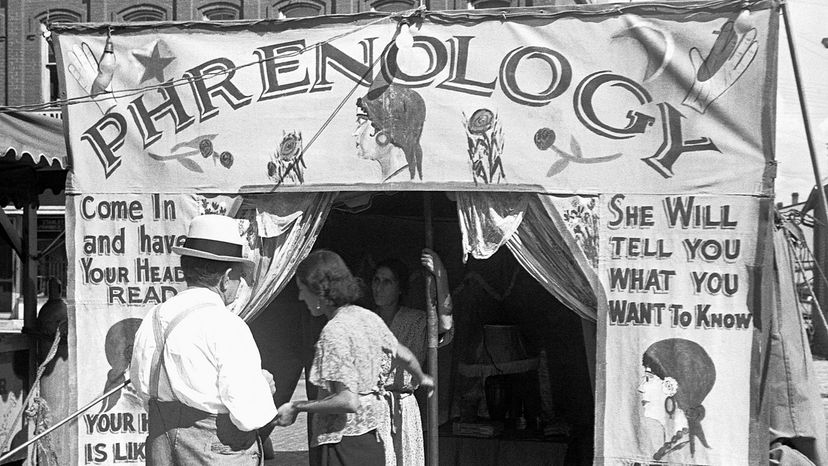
775,0,828,207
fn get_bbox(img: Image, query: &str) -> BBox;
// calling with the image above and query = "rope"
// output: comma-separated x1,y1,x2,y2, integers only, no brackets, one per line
0,328,62,458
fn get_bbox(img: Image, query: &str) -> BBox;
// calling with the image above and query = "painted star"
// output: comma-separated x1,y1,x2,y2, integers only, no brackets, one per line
132,41,175,84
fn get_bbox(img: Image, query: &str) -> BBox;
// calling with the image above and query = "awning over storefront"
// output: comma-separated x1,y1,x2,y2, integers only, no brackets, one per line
0,110,68,208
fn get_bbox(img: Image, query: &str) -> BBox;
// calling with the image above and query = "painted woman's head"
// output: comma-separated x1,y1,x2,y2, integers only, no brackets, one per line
356,84,426,180
640,338,716,454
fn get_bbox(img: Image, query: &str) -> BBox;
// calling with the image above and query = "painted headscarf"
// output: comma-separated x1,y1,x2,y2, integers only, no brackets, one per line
642,338,716,457
357,84,426,180
100,318,143,412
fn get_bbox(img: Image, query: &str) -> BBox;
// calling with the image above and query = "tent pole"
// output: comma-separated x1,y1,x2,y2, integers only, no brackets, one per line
423,192,439,466
781,2,828,341
782,4,828,230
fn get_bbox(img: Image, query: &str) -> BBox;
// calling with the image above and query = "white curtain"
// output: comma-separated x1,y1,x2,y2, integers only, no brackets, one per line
455,192,603,322
231,192,337,322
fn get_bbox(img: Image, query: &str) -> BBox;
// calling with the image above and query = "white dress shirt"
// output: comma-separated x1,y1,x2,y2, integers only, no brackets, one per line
130,287,277,431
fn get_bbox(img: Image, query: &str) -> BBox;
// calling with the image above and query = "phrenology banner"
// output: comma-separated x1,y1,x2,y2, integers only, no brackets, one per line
52,0,778,195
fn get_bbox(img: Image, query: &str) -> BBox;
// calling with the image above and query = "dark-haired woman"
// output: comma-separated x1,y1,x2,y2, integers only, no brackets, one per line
372,248,453,466
276,250,433,466
638,338,716,463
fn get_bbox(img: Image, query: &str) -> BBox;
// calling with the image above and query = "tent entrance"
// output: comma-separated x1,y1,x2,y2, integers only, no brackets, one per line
251,191,594,465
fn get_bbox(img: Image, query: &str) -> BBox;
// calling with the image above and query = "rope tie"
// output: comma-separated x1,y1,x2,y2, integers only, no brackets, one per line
0,328,63,459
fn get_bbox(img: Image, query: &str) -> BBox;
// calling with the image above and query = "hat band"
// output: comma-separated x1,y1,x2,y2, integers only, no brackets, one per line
184,237,243,258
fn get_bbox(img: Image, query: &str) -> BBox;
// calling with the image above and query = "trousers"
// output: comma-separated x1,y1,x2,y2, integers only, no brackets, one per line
146,399,262,466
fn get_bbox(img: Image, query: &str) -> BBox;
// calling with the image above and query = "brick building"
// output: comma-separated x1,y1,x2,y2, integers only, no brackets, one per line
1,0,576,107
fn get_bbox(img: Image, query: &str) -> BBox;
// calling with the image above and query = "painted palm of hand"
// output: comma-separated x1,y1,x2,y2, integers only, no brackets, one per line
682,16,758,114
67,42,118,114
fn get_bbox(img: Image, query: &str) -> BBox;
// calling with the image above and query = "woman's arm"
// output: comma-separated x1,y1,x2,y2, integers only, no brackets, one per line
395,342,435,396
421,248,454,333
274,381,359,426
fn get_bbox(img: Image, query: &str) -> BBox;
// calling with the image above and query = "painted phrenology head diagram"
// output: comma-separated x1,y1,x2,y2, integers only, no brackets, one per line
355,84,426,182
100,318,143,412
638,338,716,461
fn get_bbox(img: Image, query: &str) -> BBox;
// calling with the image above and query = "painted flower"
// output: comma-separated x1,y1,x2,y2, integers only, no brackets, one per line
278,133,302,161
467,109,495,135
267,161,277,177
199,139,214,158
219,151,233,168
534,128,556,150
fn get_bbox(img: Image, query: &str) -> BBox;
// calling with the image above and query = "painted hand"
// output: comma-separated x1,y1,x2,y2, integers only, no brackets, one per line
682,17,757,114
67,42,117,113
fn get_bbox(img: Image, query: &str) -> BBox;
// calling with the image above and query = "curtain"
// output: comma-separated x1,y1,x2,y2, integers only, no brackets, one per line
232,192,337,322
765,224,827,465
507,195,602,323
455,192,602,322
456,191,528,261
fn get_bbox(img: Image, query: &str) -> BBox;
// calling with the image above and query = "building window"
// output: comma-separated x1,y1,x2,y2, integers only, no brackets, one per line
200,3,241,20
119,5,168,22
370,0,414,12
470,0,511,8
37,10,83,102
274,1,325,18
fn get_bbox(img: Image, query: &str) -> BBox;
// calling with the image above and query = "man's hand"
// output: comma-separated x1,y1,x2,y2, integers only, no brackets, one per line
682,15,758,114
275,402,299,427
261,369,276,395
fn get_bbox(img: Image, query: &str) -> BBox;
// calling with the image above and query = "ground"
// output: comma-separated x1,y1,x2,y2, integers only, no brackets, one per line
265,362,828,465
266,376,309,466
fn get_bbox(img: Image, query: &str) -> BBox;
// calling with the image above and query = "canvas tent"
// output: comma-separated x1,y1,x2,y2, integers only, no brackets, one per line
33,0,827,464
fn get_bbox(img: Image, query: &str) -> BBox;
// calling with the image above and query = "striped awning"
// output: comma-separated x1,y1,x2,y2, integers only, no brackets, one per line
0,110,68,207
0,110,67,168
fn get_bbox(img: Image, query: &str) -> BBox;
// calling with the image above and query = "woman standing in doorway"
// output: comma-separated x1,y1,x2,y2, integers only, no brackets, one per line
371,249,453,465
276,250,433,466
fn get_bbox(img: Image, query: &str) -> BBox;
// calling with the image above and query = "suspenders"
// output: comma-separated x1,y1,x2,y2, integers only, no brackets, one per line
148,303,211,400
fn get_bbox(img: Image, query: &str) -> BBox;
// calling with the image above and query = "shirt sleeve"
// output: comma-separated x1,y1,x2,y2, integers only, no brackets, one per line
212,315,277,431
308,325,360,393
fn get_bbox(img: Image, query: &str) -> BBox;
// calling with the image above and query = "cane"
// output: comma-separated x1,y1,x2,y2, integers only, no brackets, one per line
0,380,131,464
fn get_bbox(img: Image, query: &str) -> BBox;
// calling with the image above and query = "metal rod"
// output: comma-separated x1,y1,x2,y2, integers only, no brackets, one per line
423,192,439,466
782,2,828,338
782,3,828,230
0,380,130,464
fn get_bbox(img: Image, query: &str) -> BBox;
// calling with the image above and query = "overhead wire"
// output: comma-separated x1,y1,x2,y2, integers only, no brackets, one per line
0,10,417,114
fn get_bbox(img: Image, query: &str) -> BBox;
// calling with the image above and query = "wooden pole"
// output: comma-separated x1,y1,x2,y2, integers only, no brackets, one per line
423,192,439,466
21,204,37,460
782,2,828,350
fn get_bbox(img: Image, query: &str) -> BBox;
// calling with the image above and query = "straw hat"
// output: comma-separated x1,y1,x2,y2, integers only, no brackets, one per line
172,214,255,267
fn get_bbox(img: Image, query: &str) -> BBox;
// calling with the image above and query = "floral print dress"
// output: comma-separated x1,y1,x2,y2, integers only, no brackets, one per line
307,305,398,450
382,307,429,466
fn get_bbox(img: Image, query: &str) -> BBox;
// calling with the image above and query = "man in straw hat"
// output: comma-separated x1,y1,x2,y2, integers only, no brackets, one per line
130,214,279,465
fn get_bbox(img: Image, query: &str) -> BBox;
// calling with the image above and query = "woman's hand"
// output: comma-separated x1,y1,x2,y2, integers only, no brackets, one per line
415,374,435,398
275,402,299,427
421,248,445,278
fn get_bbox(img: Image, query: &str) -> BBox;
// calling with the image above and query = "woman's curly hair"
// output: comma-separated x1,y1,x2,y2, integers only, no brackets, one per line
296,250,363,307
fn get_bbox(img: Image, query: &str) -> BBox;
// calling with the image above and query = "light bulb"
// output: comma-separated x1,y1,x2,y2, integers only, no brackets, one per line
40,22,51,39
91,35,117,95
395,22,414,50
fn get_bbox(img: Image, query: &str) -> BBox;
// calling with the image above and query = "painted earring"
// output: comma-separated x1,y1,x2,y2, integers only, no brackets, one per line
316,302,321,311
664,396,676,418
